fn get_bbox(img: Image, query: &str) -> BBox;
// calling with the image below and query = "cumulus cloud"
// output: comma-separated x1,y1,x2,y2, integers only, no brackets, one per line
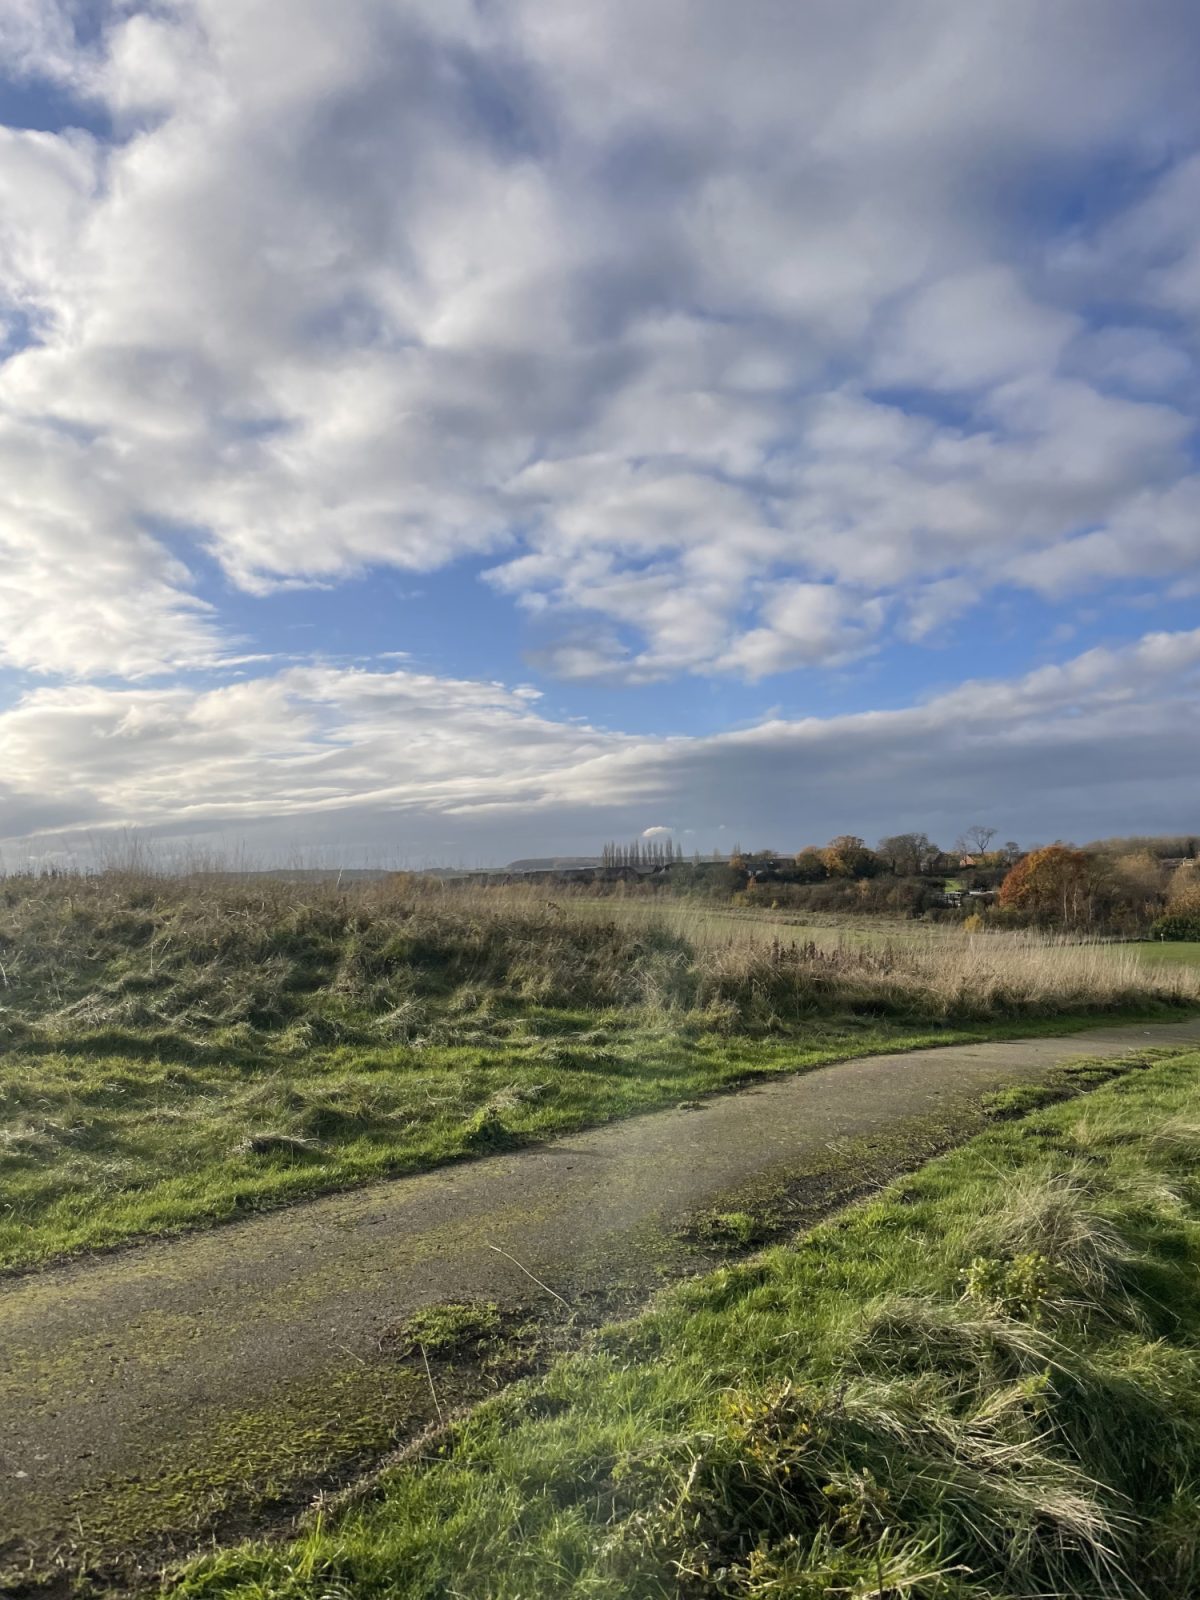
716,584,886,679
2,627,1198,862
1,1,1199,681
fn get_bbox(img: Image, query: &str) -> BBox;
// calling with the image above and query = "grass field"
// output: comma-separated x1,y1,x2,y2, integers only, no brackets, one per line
595,898,1200,966
176,1049,1200,1600
1126,939,1200,967
561,897,957,951
3,873,1197,1272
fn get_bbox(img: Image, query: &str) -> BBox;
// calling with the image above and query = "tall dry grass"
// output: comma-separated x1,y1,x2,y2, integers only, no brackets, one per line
0,869,1195,1043
705,926,1199,1016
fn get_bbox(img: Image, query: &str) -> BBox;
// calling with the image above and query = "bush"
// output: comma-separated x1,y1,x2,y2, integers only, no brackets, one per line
1150,911,1200,942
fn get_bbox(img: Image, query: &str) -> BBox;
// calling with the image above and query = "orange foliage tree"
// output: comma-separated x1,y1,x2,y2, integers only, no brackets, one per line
998,845,1098,926
820,835,877,878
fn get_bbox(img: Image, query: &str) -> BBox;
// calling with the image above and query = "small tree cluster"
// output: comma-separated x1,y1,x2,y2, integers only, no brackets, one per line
1152,863,1200,940
876,832,941,876
820,835,881,878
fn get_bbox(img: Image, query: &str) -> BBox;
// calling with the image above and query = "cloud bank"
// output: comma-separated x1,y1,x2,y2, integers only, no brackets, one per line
4,626,1197,863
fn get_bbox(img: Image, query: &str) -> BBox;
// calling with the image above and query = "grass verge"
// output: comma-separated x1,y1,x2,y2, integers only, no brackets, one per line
176,1050,1200,1600
3,871,1197,1272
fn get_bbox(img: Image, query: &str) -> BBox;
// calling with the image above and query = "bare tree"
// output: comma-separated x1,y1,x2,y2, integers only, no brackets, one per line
956,825,998,858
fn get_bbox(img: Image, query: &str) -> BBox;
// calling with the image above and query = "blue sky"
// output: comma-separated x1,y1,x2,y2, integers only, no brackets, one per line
0,1,1198,865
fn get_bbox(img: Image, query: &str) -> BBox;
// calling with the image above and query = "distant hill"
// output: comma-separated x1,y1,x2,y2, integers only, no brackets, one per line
209,868,394,882
505,856,603,872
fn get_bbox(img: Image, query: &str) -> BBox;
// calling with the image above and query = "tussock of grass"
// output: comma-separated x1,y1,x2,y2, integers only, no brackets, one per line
239,1132,322,1160
1,870,1196,1271
176,1053,1200,1600
970,1167,1140,1317
391,1301,503,1360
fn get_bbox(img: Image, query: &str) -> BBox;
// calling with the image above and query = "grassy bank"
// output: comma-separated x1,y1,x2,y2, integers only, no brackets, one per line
2,873,1197,1271
177,1050,1200,1600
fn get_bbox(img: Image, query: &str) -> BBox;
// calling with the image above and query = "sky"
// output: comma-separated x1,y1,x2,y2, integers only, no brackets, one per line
0,0,1198,867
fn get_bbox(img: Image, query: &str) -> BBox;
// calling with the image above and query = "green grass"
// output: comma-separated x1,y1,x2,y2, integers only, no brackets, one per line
579,898,1200,967
2,871,1197,1272
1128,939,1200,967
175,1051,1200,1600
391,1300,503,1359
0,1013,1109,1273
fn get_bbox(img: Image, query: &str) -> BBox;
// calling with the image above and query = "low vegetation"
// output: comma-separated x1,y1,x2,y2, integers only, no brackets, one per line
177,1050,1200,1600
2,870,1197,1270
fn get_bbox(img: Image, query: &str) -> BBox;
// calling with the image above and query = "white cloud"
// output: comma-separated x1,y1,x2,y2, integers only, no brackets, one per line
98,12,211,118
0,417,225,678
717,584,886,679
0,1,86,89
1075,151,1200,319
900,577,977,643
1066,324,1195,397
0,125,97,310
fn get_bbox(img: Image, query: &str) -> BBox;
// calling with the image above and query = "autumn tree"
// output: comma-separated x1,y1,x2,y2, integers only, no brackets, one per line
1152,863,1200,939
1112,850,1166,902
821,835,879,878
998,845,1099,926
793,848,828,882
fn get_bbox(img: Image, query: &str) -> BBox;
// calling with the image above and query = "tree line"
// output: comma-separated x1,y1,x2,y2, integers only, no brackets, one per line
599,838,686,868
594,829,1200,938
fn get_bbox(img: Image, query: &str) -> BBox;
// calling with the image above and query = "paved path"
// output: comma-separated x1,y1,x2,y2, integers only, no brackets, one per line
3,1017,1199,1587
